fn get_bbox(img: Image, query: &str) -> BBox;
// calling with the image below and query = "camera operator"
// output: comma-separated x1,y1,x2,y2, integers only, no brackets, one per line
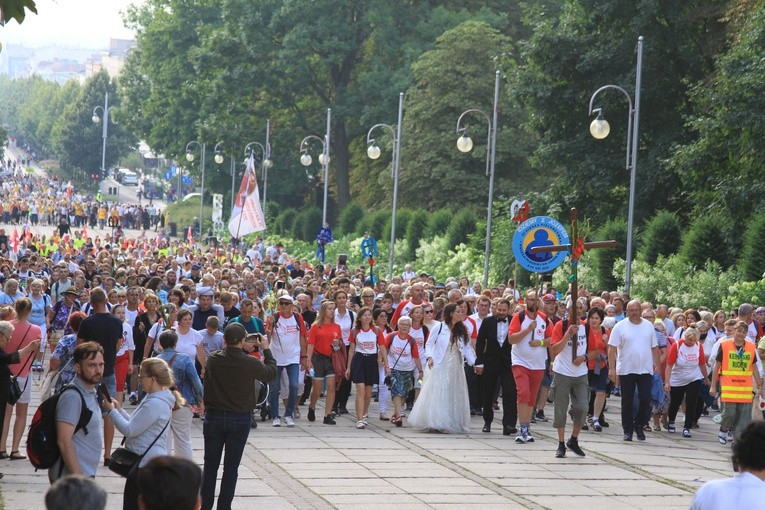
201,323,277,510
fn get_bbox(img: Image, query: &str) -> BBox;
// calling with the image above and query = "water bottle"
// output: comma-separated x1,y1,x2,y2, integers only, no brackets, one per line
309,368,315,378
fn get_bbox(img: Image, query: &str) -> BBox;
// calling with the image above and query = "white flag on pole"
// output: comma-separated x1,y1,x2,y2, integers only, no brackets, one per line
228,153,266,238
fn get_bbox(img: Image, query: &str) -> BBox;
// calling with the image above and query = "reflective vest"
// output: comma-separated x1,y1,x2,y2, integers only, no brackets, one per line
720,340,757,403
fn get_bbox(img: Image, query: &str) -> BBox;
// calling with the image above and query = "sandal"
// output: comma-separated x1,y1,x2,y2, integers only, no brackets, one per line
391,415,403,427
643,424,652,432
9,451,25,461
0,452,7,460
356,420,366,429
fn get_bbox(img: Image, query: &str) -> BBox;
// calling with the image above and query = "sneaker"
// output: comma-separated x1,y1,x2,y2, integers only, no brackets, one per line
293,407,301,419
727,430,734,442
623,433,633,442
323,415,336,425
668,423,676,433
636,429,646,441
711,403,720,412
129,393,137,405
530,415,537,424
535,410,549,422
592,420,602,432
566,437,585,457
356,420,366,429
515,433,527,444
526,432,535,443
308,408,316,422
555,443,566,458
272,417,281,427
719,431,728,445
682,428,691,438
339,406,350,415
284,416,295,427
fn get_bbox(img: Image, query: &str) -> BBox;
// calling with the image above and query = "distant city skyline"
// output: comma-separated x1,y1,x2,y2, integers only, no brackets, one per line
1,0,142,49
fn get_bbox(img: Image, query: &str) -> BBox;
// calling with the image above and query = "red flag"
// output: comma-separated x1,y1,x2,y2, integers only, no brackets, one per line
24,227,31,243
155,234,161,249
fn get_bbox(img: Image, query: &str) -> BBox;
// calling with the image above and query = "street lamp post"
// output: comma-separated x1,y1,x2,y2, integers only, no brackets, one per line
185,141,207,237
366,92,404,281
588,36,643,294
244,120,273,224
299,108,332,226
92,92,116,180
456,70,501,289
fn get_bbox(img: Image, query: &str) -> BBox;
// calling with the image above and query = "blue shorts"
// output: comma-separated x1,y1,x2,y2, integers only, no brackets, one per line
390,370,414,398
588,368,609,392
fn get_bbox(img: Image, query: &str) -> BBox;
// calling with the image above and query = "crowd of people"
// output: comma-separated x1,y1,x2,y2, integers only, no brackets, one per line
0,172,762,507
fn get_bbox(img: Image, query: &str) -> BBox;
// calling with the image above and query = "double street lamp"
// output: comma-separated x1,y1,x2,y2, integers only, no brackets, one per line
588,36,644,294
92,92,116,179
300,108,331,226
456,70,501,289
185,141,207,237
366,93,404,281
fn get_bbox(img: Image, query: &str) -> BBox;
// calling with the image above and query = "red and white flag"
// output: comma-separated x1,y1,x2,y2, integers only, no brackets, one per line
187,226,194,247
228,153,265,238
10,229,18,252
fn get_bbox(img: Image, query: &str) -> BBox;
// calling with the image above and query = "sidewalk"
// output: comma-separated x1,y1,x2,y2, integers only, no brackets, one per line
0,387,736,510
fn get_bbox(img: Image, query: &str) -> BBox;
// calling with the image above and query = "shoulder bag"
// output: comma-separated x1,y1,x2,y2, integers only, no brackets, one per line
109,420,170,478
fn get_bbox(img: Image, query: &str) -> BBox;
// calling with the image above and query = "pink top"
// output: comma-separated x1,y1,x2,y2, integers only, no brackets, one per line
9,320,41,377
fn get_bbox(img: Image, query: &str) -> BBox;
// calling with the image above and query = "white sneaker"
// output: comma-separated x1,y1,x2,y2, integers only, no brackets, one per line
515,433,527,444
526,432,535,443
284,416,295,427
272,417,281,427
293,407,301,419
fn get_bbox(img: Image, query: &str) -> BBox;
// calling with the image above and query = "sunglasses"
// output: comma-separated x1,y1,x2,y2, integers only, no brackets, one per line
424,310,434,314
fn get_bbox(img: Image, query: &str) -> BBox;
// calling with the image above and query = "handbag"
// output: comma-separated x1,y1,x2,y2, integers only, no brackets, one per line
108,420,170,478
9,325,35,405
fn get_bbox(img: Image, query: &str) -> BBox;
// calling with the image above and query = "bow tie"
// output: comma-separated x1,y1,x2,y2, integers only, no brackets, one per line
497,318,508,323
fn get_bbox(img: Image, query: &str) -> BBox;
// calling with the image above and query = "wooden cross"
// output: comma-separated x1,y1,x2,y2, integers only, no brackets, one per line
531,208,616,362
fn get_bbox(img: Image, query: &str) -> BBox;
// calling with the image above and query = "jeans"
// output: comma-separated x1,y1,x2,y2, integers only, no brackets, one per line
269,364,299,418
202,409,252,510
619,373,653,435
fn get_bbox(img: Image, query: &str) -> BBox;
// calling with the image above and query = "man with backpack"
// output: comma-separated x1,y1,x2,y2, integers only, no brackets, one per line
49,342,104,481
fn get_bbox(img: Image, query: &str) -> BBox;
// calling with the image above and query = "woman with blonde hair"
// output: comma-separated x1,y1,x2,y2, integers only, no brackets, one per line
306,300,342,425
102,357,183,510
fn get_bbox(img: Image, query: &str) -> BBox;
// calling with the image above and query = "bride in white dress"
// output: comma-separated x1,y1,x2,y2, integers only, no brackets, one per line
408,302,474,433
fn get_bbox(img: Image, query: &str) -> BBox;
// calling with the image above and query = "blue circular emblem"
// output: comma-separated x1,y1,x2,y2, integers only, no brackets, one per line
512,216,570,273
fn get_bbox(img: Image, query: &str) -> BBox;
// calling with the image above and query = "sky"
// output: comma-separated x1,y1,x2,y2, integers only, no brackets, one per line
1,0,143,49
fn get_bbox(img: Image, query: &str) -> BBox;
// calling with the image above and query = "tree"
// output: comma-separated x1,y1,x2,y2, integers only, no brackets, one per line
639,211,682,265
668,1,765,226
513,0,726,226
398,20,515,210
740,212,765,281
405,210,429,262
591,218,628,292
679,215,735,270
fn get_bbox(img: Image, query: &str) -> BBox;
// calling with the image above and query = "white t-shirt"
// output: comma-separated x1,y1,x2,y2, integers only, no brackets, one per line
409,325,427,359
175,328,202,361
117,322,135,357
387,334,419,372
509,312,551,370
552,324,588,378
690,472,765,510
668,341,705,387
271,313,304,366
351,327,383,355
125,307,139,328
608,318,658,375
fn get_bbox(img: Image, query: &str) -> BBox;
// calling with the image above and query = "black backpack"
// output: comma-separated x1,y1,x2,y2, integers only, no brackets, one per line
27,385,92,470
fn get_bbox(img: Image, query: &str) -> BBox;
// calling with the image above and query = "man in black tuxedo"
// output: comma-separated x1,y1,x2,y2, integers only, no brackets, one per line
475,299,518,435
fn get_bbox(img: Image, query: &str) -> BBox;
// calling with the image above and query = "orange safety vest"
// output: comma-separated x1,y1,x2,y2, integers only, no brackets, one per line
720,339,757,403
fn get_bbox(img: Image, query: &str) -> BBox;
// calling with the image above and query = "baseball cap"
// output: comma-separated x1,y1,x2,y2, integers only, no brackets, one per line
542,293,557,302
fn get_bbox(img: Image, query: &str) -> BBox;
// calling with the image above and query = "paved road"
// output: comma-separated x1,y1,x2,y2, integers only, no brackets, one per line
0,380,745,510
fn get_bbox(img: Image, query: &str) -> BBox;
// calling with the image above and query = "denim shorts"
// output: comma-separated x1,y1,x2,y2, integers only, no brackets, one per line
311,353,335,379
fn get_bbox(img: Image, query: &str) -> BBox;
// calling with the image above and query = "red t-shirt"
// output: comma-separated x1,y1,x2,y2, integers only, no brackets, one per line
308,322,342,357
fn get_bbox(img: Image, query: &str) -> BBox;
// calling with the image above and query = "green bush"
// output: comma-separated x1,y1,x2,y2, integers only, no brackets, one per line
614,255,736,310
425,209,453,239
739,212,765,281
405,209,429,262
680,215,733,269
382,209,413,242
291,207,322,241
591,218,628,291
639,210,682,265
368,210,390,239
338,202,364,236
446,209,477,250
722,276,765,311
273,208,297,236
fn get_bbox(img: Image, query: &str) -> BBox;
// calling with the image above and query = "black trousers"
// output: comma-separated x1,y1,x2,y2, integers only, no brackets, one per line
123,470,140,510
482,365,517,427
668,379,703,429
465,363,482,411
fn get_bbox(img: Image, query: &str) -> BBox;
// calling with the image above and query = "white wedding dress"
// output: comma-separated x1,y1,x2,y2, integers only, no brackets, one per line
408,342,470,434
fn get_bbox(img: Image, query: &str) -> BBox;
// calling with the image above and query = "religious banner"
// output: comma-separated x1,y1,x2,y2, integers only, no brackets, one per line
228,153,266,238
